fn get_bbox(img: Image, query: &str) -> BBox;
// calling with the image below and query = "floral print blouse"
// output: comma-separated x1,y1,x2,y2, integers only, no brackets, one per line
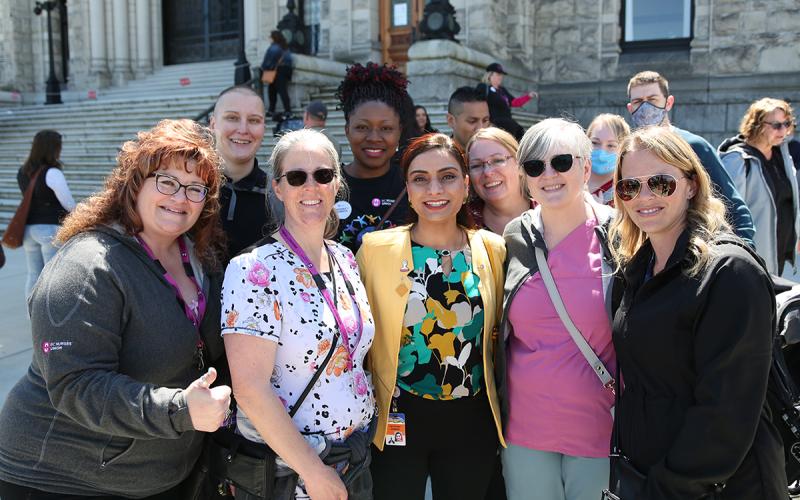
398,242,485,400
221,237,376,444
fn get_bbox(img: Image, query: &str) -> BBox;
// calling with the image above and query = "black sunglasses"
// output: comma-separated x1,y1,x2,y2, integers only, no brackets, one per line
277,168,335,187
765,120,794,131
522,153,577,177
615,173,688,201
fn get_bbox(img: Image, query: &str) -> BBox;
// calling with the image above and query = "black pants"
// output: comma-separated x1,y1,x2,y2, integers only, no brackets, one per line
0,479,184,500
267,66,292,115
371,390,499,500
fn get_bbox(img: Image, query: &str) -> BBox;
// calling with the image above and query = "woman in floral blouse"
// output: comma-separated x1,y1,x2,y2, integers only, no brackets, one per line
221,129,376,500
357,133,507,500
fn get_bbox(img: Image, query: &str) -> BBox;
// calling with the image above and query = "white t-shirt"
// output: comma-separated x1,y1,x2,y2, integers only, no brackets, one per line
221,238,376,444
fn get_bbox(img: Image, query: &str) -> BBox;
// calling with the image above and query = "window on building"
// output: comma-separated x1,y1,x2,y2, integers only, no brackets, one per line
621,0,693,51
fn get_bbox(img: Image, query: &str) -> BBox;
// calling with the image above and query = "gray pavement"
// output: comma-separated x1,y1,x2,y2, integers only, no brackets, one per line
0,247,32,403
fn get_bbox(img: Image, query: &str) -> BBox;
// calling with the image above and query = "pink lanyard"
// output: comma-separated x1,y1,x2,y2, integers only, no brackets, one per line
136,235,208,370
279,226,363,359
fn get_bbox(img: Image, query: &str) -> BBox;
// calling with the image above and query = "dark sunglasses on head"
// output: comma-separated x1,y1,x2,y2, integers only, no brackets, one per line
277,168,335,187
615,173,688,201
522,153,577,177
765,120,794,131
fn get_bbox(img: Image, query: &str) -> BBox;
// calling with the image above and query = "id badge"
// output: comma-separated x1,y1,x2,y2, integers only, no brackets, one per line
385,412,406,446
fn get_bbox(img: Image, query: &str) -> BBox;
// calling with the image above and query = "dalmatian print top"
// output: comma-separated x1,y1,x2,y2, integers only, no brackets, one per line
221,237,376,444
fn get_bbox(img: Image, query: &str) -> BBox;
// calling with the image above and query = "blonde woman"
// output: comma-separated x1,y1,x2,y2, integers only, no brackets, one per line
476,62,537,140
719,98,798,274
586,114,630,205
608,126,785,499
466,127,532,234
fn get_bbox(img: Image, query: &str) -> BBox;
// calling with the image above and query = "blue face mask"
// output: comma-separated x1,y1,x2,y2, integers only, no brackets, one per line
630,101,668,128
591,149,617,175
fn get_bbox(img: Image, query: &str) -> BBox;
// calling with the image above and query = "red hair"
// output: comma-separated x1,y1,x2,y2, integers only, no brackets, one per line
58,119,226,270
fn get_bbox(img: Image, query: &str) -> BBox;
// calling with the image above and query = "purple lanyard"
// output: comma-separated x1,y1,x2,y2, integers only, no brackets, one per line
279,226,363,360
136,236,208,369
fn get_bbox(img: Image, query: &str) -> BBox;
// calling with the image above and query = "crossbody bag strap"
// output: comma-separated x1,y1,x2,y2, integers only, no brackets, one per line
376,187,407,229
289,332,338,417
533,244,615,394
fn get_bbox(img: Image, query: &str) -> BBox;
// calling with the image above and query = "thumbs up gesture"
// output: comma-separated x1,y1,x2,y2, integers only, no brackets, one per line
185,367,232,432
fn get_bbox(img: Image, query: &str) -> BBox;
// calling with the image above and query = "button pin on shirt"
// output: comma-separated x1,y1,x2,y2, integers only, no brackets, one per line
400,260,409,273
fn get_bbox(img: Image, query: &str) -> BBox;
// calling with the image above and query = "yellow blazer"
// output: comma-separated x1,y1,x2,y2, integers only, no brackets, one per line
356,225,507,450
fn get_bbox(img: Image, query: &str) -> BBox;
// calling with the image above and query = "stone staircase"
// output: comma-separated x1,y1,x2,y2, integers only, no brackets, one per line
0,61,543,233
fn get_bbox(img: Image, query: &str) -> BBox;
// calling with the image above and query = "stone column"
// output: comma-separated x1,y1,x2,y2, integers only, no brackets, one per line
112,0,131,85
244,0,260,63
135,0,152,77
88,0,109,81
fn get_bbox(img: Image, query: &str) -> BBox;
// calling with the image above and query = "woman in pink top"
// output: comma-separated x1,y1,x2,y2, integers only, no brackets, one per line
497,118,616,500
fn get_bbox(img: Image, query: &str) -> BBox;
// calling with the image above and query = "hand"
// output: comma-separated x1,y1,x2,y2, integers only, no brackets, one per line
185,367,232,432
302,462,348,500
528,90,539,99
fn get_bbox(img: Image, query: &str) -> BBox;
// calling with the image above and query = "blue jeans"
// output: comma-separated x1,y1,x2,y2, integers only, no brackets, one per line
22,224,60,298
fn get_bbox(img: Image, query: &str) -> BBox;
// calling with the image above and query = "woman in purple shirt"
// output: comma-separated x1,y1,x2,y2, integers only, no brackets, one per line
497,118,616,500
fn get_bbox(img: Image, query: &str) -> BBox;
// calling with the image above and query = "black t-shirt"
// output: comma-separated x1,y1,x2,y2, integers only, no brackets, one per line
334,164,409,254
752,146,795,269
219,161,273,261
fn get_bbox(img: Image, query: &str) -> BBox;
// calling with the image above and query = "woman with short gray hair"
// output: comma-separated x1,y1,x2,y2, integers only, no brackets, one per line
498,118,616,500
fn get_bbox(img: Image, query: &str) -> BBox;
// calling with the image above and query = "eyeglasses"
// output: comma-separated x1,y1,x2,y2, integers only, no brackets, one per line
468,155,513,173
522,153,577,177
615,173,688,202
765,120,794,131
277,168,335,187
148,173,209,203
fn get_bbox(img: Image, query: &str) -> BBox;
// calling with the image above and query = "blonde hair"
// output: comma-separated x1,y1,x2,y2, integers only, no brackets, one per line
739,97,795,142
609,127,730,277
466,127,529,199
268,129,347,239
627,71,669,98
587,114,631,143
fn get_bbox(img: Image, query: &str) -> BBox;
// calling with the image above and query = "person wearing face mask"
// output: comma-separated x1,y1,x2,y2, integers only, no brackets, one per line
718,98,799,275
586,114,630,206
626,71,755,245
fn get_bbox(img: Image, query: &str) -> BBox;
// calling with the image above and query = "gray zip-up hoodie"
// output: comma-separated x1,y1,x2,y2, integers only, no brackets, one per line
718,137,799,274
0,226,224,498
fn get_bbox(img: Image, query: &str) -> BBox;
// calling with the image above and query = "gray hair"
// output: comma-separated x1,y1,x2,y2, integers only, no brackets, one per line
518,118,593,165
268,129,348,239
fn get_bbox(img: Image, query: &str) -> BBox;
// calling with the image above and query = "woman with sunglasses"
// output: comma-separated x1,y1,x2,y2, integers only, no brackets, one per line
0,120,230,499
498,118,615,500
586,114,630,206
221,129,376,500
719,98,798,275
608,126,786,498
357,133,506,499
465,127,534,234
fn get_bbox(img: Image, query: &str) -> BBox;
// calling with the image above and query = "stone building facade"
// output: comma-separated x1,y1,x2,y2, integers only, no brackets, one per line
0,0,798,144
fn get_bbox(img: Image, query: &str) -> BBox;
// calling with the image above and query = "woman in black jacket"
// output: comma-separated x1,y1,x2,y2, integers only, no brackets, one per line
475,63,537,141
608,126,786,499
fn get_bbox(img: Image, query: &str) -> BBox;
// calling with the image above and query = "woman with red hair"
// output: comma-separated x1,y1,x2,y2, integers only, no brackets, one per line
0,119,231,499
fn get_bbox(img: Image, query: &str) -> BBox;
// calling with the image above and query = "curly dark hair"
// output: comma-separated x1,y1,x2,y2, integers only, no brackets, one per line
336,63,415,132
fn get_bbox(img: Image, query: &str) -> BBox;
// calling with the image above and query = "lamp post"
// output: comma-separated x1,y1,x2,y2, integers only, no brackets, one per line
34,1,63,104
233,0,251,85
277,0,308,54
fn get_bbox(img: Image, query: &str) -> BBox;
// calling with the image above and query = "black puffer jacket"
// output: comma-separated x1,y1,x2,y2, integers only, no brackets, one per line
612,229,786,499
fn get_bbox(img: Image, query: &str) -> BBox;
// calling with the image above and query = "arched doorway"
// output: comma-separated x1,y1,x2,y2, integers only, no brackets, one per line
162,0,240,64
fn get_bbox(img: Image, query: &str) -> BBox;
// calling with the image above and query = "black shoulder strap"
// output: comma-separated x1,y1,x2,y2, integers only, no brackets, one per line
289,333,338,417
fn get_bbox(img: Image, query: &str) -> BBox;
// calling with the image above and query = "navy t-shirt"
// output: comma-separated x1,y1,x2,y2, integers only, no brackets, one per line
334,164,409,254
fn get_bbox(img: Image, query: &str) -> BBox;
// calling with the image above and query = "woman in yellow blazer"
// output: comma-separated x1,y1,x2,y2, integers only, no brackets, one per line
357,133,506,500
